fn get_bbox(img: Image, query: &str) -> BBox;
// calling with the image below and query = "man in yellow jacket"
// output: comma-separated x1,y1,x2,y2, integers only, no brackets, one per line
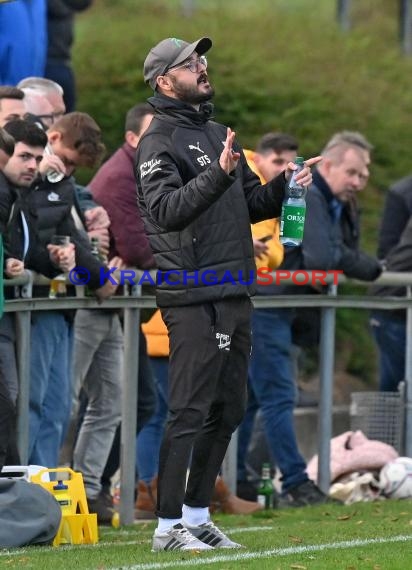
243,132,298,271
237,132,328,506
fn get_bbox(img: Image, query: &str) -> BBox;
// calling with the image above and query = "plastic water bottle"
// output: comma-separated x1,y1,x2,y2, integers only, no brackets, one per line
44,144,65,183
280,156,306,246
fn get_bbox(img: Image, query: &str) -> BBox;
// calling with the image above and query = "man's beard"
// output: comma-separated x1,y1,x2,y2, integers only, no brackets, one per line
169,74,215,105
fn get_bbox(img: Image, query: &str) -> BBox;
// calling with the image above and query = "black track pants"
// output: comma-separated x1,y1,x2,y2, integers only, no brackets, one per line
157,297,252,519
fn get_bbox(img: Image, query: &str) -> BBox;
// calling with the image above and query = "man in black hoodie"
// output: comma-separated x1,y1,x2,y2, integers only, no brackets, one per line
136,36,320,551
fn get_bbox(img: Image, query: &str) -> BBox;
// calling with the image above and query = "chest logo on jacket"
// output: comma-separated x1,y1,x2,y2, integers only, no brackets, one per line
47,192,60,202
188,142,204,153
188,141,210,167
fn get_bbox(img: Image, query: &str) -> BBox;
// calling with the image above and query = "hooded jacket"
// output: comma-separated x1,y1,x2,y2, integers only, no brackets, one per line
135,93,286,307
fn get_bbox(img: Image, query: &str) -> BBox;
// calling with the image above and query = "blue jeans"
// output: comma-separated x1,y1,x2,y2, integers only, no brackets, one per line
136,357,169,483
28,312,71,466
239,308,308,492
370,311,405,392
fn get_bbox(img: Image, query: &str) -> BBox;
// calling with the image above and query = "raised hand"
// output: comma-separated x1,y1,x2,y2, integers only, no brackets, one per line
219,127,241,174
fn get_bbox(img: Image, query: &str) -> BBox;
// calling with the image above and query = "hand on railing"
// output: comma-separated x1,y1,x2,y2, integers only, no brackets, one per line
95,256,125,303
5,257,25,278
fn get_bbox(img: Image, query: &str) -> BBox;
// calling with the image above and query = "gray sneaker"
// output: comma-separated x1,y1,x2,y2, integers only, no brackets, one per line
152,523,214,552
185,520,243,549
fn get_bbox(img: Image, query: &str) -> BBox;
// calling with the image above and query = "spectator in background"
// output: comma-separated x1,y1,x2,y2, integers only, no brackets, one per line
0,127,14,171
0,120,77,466
240,131,382,509
0,0,47,85
369,172,412,392
89,103,155,269
0,126,17,469
237,132,296,500
0,87,26,127
86,103,157,522
3,115,117,467
0,95,25,467
18,77,66,126
45,0,93,112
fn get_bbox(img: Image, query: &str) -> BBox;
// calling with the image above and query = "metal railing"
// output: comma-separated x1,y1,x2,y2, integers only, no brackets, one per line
3,270,412,524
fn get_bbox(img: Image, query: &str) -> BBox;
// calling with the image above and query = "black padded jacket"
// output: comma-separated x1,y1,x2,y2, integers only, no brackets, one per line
135,94,286,307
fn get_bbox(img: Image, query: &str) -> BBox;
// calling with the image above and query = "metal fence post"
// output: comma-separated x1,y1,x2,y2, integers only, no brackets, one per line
337,0,351,31
400,0,412,55
119,284,141,525
221,429,238,494
317,283,337,492
15,270,34,463
404,285,412,456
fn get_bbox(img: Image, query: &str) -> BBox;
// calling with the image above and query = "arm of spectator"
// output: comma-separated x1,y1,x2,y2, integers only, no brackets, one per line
74,183,98,213
47,242,76,273
95,256,125,303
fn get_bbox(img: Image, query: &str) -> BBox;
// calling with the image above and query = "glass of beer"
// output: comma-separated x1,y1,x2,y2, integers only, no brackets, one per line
48,235,70,298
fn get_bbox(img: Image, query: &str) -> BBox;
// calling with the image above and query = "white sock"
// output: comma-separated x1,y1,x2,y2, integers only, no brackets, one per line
157,517,182,533
182,504,209,527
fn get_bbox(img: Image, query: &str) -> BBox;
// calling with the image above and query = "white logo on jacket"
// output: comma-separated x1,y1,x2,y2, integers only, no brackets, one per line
188,142,204,153
216,332,231,351
140,158,162,178
47,192,60,202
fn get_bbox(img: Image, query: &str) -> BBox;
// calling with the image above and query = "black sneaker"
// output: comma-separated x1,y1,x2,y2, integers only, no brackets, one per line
88,491,115,525
236,480,258,502
280,480,335,508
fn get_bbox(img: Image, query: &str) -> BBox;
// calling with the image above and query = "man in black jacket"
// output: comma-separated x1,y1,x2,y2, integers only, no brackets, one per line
370,172,412,392
2,117,120,468
136,36,319,551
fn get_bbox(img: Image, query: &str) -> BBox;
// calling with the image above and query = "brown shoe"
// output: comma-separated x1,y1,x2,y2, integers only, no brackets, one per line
210,476,263,515
135,477,157,520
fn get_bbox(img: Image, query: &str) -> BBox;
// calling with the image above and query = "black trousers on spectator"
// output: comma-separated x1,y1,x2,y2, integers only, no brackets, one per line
0,378,19,471
157,297,252,519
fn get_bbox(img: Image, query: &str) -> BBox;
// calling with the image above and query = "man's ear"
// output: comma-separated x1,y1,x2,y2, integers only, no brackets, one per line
125,130,139,149
156,75,173,93
320,156,332,177
47,131,62,144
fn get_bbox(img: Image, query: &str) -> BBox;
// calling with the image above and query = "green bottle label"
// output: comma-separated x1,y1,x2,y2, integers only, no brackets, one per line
280,204,306,240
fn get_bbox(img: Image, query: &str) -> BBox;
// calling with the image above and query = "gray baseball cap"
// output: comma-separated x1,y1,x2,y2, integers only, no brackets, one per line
143,37,212,90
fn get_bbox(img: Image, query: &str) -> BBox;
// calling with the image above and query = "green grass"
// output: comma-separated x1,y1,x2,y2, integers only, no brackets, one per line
2,501,412,569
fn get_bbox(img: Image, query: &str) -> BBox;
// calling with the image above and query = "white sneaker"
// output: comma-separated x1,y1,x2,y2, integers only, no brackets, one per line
152,523,214,552
184,520,243,549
